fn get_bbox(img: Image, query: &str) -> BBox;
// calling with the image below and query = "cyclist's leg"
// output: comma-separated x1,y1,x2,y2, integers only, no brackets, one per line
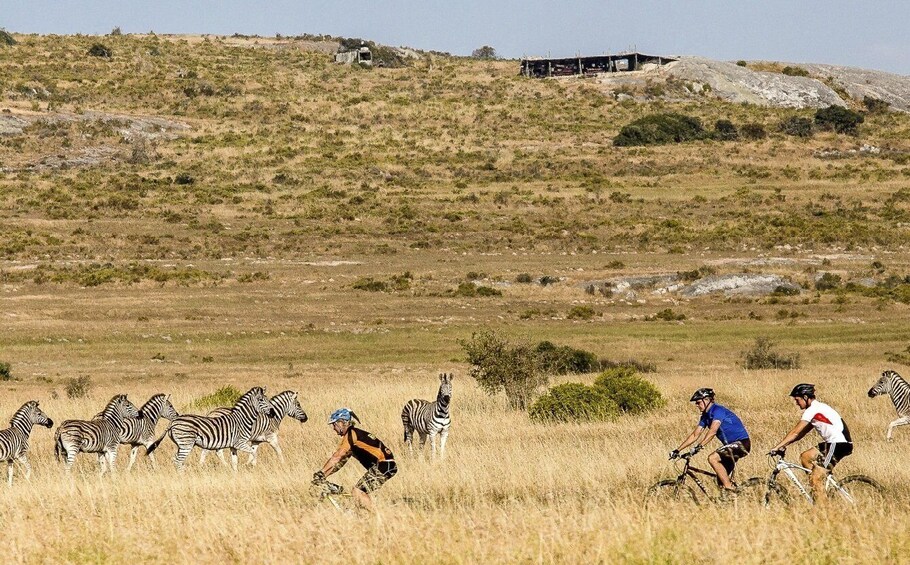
710,441,748,490
707,450,734,489
803,444,827,502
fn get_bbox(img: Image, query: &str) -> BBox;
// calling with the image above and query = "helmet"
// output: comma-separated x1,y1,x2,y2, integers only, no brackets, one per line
690,388,715,402
789,383,816,398
328,407,360,425
328,408,353,424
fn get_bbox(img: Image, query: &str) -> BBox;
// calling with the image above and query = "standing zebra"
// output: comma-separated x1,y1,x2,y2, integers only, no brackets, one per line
146,386,273,471
54,395,140,475
200,390,308,466
97,394,179,470
869,369,910,440
0,401,53,485
401,373,453,458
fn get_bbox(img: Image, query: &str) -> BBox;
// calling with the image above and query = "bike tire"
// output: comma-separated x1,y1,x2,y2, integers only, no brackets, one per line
646,479,700,505
757,479,791,507
738,476,773,504
830,475,885,505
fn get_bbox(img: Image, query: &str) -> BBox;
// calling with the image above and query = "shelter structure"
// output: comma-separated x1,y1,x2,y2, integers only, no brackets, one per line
520,52,675,78
335,44,372,66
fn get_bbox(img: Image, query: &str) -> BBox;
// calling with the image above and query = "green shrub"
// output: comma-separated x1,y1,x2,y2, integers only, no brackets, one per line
535,341,600,375
815,272,842,291
714,119,739,141
528,383,618,423
567,305,598,320
781,66,809,77
814,106,864,135
613,113,705,147
454,282,502,297
862,96,890,114
0,30,16,46
515,273,533,283
736,60,747,67
192,385,242,409
645,308,686,321
0,361,12,381
352,277,387,292
593,367,665,413
87,43,112,58
779,116,814,137
742,337,801,370
740,123,767,140
65,376,93,399
461,329,547,410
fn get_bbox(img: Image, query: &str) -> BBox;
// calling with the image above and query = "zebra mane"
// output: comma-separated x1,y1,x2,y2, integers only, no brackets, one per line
268,391,296,416
139,394,166,417
888,370,910,388
232,387,265,410
9,401,38,426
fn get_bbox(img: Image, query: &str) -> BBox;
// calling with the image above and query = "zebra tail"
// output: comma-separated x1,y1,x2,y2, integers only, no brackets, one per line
145,423,173,456
54,428,63,462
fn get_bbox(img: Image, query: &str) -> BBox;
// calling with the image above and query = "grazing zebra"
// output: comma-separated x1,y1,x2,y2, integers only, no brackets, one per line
54,395,140,475
0,401,54,485
401,373,453,458
200,390,308,466
95,394,179,471
869,369,910,440
146,386,273,471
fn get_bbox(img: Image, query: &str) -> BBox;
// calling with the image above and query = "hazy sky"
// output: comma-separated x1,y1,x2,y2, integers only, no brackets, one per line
2,1,908,75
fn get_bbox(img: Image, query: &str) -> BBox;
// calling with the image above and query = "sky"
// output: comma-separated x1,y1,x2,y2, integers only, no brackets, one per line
2,1,909,75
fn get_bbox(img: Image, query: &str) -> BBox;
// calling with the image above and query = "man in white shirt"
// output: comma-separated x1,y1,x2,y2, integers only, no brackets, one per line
769,383,853,501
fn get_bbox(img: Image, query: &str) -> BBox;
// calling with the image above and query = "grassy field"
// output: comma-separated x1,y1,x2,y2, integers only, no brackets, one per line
2,33,910,563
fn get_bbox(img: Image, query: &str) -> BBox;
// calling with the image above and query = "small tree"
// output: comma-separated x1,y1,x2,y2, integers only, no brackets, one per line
0,361,12,381
461,329,547,410
779,116,814,137
740,123,767,140
742,337,801,370
714,119,739,141
0,29,16,46
593,367,665,413
471,45,498,60
87,43,112,58
814,105,864,135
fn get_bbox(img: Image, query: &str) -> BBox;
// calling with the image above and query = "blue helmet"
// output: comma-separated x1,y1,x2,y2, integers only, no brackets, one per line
328,407,359,424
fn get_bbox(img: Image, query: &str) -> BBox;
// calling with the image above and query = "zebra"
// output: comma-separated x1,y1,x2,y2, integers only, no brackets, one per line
0,401,53,485
401,372,453,458
869,369,910,440
146,386,273,471
54,394,140,475
94,394,179,471
199,390,308,467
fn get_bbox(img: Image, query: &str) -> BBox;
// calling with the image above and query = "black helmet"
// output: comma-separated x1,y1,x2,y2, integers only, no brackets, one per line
789,383,816,398
690,388,715,402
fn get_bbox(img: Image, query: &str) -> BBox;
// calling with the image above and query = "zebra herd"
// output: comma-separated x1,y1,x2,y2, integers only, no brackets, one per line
0,373,455,485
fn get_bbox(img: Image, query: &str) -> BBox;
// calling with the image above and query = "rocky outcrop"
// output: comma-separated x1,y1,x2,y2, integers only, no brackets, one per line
795,63,910,113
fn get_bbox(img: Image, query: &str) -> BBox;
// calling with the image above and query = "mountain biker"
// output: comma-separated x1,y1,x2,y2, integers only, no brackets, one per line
669,388,751,496
312,408,397,512
769,383,853,502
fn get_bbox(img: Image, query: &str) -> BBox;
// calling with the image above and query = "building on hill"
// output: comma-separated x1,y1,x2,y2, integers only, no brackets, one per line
335,44,373,66
520,52,675,78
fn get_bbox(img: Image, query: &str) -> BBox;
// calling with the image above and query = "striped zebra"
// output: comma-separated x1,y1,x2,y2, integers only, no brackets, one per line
95,394,179,471
0,401,53,485
401,373,453,458
54,394,140,475
200,390,308,467
869,369,910,440
146,386,273,471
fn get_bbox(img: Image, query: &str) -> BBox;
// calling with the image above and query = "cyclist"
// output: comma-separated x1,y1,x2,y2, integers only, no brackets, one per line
669,388,751,496
768,383,853,502
312,408,397,512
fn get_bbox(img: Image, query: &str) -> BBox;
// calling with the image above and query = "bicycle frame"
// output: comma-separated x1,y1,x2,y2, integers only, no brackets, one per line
767,455,854,504
671,455,724,500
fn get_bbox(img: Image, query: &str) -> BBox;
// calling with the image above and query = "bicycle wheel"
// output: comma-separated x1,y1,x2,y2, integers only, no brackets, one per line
751,478,791,507
738,477,777,504
829,475,885,505
646,479,700,504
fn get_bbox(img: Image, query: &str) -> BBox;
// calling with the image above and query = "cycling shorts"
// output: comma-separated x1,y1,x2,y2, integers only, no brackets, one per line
816,442,852,469
716,439,751,475
355,460,397,493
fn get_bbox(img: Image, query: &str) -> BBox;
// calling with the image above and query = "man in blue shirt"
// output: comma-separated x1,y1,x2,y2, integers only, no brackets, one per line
669,388,751,495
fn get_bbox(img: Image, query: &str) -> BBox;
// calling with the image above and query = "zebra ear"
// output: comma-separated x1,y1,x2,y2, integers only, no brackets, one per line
439,373,445,382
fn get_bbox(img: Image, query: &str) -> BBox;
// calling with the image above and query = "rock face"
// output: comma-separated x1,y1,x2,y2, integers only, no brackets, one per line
680,274,801,297
666,57,847,108
796,63,910,113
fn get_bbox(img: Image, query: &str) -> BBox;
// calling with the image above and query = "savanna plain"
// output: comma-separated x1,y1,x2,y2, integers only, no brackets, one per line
2,33,910,564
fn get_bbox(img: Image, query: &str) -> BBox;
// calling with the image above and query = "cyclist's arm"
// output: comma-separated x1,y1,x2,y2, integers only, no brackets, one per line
771,420,812,452
695,419,722,448
676,425,706,451
320,443,353,478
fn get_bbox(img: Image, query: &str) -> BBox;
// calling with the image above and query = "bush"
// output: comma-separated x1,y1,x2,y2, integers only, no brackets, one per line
815,272,842,291
471,45,498,60
453,282,502,297
740,123,767,140
0,361,11,381
736,60,747,67
714,120,739,141
528,383,618,423
863,96,890,114
65,376,93,399
0,30,15,46
613,113,705,147
593,367,665,413
779,116,814,137
781,66,809,77
461,329,547,410
742,337,801,370
192,385,242,409
352,277,387,292
567,305,598,320
814,106,864,135
645,308,686,321
87,43,112,58
535,341,600,375
515,273,533,283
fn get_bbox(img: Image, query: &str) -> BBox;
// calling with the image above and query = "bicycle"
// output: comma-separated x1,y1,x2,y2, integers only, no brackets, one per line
647,448,764,504
762,452,884,506
312,480,354,511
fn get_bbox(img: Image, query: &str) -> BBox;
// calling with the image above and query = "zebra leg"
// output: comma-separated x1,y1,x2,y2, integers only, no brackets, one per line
106,449,117,475
429,431,438,459
440,429,449,459
145,447,158,469
65,448,77,472
173,442,193,472
127,446,140,471
16,455,32,482
216,450,229,467
230,448,239,472
886,417,910,441
199,450,208,465
247,445,259,466
98,454,108,476
267,436,283,462
418,432,428,455
7,461,13,486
